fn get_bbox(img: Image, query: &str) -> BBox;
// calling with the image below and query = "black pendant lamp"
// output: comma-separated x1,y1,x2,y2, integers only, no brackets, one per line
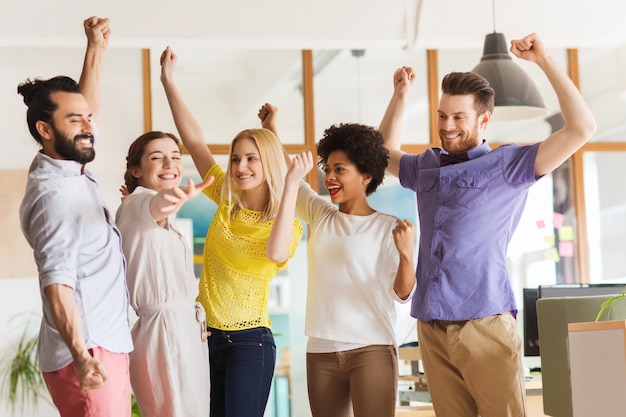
471,1,549,121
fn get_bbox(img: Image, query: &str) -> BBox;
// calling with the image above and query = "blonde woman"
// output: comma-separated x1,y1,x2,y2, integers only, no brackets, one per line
160,46,303,417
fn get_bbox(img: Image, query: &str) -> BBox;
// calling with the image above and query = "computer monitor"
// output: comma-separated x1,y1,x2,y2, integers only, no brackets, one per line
523,288,541,356
523,283,626,357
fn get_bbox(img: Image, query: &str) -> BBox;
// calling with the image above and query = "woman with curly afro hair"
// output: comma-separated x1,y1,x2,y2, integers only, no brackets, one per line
264,107,417,417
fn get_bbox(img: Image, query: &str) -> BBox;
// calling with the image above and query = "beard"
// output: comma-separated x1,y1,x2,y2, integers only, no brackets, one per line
52,125,95,164
440,124,482,154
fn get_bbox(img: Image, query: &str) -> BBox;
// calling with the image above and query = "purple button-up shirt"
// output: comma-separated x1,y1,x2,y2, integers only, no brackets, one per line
400,141,541,321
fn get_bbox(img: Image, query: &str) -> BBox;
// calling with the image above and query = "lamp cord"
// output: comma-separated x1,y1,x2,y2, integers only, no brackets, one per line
492,0,497,33
356,56,362,122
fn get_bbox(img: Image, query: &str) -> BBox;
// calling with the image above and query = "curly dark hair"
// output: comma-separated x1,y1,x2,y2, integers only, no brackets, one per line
316,123,388,196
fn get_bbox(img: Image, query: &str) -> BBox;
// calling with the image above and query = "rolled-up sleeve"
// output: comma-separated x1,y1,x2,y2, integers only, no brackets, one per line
24,183,80,294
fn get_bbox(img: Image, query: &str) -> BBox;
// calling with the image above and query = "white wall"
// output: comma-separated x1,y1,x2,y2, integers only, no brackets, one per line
0,0,412,49
2,0,626,50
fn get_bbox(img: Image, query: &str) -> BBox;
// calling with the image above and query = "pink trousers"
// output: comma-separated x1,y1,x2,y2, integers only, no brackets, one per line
43,347,131,417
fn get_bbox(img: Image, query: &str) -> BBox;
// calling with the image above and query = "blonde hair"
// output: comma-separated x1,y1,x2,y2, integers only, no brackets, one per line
222,128,286,222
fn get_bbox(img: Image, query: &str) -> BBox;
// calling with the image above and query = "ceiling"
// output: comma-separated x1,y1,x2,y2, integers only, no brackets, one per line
2,0,626,143
3,0,626,49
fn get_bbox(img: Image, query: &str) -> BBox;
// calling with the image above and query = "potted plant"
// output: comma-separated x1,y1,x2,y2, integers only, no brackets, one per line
0,316,48,415
595,289,626,321
131,394,142,417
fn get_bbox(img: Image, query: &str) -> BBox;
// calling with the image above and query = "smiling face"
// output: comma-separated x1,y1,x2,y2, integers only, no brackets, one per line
131,137,183,192
323,150,371,211
230,137,266,191
437,93,489,154
44,91,95,164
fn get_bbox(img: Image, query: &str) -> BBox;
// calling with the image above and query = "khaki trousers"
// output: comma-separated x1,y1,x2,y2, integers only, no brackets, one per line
418,313,527,417
307,344,398,417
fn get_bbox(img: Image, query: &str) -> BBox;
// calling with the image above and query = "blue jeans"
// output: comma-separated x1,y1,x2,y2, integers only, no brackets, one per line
208,326,276,417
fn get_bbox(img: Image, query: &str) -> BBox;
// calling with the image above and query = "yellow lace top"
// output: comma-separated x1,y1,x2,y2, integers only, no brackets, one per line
198,164,303,330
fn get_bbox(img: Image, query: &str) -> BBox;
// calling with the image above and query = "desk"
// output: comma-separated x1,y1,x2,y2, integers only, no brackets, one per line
395,374,548,417
395,405,436,417
526,374,549,417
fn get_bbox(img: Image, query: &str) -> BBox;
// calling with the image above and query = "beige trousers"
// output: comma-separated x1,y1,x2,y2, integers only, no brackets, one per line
418,313,527,417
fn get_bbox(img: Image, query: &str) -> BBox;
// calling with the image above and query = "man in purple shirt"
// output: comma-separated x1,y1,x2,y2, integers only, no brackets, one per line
379,33,596,416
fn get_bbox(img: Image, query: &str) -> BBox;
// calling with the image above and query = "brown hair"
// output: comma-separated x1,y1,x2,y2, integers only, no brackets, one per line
123,131,181,193
441,71,495,116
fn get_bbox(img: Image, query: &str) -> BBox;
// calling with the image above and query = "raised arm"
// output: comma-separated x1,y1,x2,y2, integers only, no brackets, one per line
79,16,110,122
160,47,216,178
266,151,313,263
510,33,597,177
258,102,292,167
391,219,416,300
258,102,279,137
41,17,113,392
378,66,415,177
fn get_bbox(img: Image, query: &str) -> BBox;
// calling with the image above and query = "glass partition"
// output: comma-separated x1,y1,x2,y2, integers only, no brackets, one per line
583,151,626,282
313,48,430,144
579,46,626,142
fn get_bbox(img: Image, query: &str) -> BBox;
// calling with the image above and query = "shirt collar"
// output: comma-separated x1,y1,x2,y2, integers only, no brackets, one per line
36,150,88,177
439,140,491,160
434,139,491,162
466,140,492,160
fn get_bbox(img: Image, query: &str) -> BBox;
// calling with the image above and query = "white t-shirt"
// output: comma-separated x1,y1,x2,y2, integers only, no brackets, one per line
296,182,414,353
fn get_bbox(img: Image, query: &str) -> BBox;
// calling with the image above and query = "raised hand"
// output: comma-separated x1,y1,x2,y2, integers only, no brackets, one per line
258,103,278,135
286,151,314,185
509,33,548,64
393,66,416,95
160,46,178,84
83,16,110,49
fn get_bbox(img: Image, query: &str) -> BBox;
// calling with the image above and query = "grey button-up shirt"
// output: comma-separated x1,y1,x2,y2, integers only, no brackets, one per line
20,152,132,372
